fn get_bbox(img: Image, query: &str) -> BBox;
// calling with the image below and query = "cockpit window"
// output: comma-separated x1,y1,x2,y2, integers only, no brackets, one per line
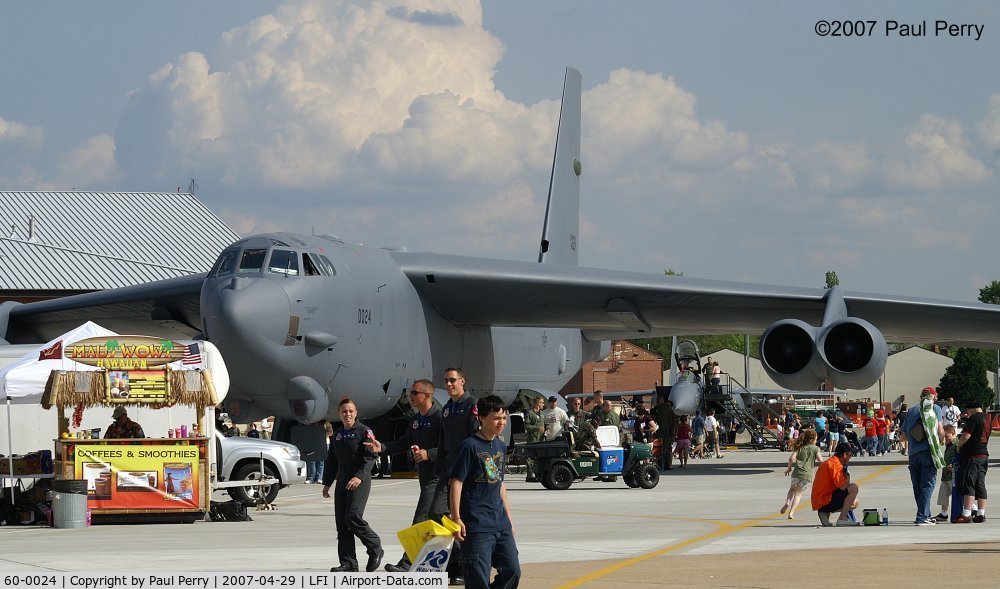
317,254,338,276
211,250,238,278
268,249,299,276
237,249,267,273
303,253,323,276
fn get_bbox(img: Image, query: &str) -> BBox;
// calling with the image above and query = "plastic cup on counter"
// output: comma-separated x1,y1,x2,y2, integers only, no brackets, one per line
180,425,188,438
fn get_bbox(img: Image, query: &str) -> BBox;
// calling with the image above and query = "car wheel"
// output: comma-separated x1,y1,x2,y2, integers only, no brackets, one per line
228,463,280,506
637,464,660,489
544,463,574,490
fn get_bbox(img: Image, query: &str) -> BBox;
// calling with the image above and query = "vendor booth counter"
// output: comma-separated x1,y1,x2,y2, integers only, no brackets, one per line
55,437,210,523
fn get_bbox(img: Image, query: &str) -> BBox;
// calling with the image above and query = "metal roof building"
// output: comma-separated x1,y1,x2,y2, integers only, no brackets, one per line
0,191,240,301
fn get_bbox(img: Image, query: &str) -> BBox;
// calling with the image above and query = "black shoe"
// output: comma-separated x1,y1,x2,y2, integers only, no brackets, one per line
525,475,537,482
973,515,986,523
330,564,358,572
449,577,465,586
366,548,384,572
385,561,410,573
933,513,949,522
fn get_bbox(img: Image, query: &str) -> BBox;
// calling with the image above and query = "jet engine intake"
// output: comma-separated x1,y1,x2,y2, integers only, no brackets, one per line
760,319,824,391
817,318,887,390
760,317,887,391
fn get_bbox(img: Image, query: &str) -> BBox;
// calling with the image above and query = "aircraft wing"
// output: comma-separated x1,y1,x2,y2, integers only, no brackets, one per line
4,273,206,343
392,252,1000,347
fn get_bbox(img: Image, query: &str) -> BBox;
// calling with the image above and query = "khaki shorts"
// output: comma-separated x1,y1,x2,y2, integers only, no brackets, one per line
694,434,706,445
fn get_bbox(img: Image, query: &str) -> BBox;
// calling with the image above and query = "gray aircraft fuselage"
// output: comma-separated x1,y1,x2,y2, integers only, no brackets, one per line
202,233,601,423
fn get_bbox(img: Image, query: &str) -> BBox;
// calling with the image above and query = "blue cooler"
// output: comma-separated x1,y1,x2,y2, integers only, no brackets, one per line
599,449,625,474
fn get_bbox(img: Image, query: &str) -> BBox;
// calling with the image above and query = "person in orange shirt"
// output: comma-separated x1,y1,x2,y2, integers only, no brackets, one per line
811,445,861,527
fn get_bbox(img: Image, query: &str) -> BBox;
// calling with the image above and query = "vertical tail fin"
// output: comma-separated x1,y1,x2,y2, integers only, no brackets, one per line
538,67,582,266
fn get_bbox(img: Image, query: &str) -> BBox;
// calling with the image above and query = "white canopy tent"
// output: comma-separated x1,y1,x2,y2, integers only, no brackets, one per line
1,322,229,495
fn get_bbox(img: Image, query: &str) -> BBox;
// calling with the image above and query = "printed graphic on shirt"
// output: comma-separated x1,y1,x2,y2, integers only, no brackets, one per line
477,450,504,484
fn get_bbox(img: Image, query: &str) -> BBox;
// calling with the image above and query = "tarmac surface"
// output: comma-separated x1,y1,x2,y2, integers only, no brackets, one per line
2,439,998,588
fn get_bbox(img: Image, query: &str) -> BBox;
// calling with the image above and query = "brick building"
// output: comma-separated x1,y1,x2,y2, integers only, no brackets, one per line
560,340,663,395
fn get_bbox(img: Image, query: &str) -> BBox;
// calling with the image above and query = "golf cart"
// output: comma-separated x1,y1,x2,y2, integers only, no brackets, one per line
516,425,659,490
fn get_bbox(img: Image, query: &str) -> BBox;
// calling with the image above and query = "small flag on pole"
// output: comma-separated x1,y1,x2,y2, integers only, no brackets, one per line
182,343,202,366
38,340,63,361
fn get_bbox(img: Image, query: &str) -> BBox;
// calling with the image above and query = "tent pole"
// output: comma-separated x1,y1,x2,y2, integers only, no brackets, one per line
6,398,15,508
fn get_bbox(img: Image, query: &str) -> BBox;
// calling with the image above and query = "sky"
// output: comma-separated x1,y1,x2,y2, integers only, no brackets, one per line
1,0,998,303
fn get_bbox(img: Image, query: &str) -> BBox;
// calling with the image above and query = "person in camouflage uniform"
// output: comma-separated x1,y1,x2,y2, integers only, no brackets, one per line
588,391,607,424
575,417,599,452
523,396,546,482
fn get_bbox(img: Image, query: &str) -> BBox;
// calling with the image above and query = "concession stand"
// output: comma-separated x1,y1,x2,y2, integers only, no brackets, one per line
40,334,225,523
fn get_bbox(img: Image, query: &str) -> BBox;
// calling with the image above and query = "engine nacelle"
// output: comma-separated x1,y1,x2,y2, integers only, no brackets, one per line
817,318,887,390
760,319,825,391
760,317,887,391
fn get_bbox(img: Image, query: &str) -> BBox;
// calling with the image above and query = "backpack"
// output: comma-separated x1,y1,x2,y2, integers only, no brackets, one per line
209,500,253,522
908,411,926,442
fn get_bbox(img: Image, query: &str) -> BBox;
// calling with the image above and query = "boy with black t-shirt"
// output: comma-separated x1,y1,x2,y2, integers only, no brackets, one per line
956,400,991,523
449,395,520,589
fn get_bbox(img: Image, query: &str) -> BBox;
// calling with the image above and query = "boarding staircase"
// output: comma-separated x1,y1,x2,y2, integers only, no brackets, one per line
704,375,785,450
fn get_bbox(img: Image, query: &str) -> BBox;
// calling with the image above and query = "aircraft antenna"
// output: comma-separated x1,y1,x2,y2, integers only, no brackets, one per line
187,176,199,194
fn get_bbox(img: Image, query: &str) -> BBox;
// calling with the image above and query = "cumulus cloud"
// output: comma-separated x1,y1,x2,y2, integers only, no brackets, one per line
0,115,43,149
886,114,990,190
978,94,1000,152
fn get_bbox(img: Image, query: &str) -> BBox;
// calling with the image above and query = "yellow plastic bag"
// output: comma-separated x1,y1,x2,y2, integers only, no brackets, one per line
397,516,461,563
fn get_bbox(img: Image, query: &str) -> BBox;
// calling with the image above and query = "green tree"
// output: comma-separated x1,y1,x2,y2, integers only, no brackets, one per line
825,271,840,289
936,282,999,408
938,347,995,409
979,280,1000,305
663,268,683,276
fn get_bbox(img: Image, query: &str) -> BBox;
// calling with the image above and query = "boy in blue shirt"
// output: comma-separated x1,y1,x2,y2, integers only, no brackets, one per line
449,395,520,589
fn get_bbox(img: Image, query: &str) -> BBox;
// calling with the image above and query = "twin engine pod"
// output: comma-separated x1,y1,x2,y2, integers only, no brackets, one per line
759,317,888,391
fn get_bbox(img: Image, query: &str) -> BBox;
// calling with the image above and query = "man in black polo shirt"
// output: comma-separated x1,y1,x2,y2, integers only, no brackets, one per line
955,400,990,523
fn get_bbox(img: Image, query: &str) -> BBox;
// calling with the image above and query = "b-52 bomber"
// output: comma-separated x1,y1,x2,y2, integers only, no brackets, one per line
3,68,1000,433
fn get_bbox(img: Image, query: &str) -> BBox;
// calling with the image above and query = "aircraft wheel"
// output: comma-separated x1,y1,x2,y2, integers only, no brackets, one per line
544,463,574,490
229,463,280,506
637,464,660,489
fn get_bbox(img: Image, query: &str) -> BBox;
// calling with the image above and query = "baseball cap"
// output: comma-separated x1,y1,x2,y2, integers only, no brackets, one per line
921,386,937,398
834,444,853,457
548,395,558,402
112,406,127,418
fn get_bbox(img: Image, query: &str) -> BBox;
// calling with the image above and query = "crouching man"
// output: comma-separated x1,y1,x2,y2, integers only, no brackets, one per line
812,445,860,527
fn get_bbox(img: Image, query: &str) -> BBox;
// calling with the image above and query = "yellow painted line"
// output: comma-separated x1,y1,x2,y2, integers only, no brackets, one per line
557,463,899,589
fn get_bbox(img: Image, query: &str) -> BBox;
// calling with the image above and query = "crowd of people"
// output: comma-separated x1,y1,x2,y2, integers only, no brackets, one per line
298,375,989,586
321,368,519,589
777,386,990,527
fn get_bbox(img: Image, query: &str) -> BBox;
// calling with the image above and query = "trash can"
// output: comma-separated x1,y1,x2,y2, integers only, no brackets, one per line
52,479,89,529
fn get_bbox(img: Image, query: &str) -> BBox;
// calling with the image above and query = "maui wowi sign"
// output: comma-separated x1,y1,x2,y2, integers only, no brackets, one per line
66,336,186,369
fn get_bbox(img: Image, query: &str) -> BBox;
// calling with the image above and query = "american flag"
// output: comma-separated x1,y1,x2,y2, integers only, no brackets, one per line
182,343,202,366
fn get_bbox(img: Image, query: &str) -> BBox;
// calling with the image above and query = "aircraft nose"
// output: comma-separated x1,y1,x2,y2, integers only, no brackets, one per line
203,277,292,353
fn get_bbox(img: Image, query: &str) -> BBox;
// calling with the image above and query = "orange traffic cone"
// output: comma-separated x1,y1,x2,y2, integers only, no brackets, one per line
992,413,1000,431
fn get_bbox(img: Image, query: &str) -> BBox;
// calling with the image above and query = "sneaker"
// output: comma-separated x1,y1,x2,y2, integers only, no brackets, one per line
818,512,832,527
933,513,949,522
836,518,861,527
973,515,986,523
915,519,936,526
953,515,972,524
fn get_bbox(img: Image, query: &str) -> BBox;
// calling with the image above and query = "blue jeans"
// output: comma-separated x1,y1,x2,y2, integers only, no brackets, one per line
307,460,324,482
461,529,520,589
908,451,937,522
